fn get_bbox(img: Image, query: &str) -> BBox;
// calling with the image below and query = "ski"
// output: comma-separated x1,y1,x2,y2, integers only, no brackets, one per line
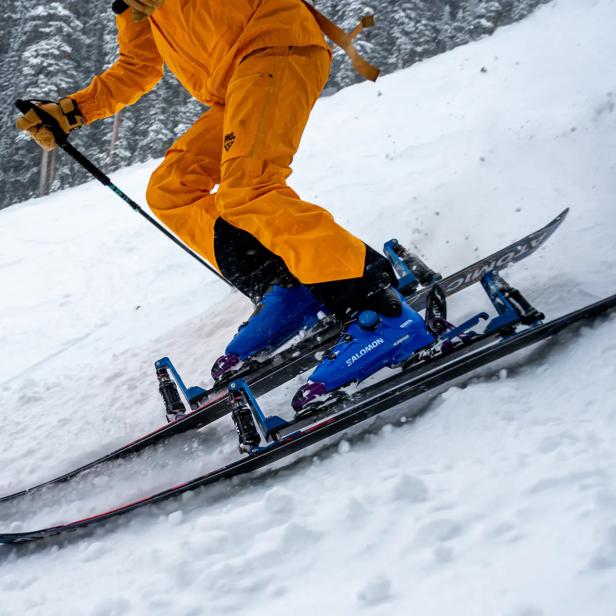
0,209,569,505
1,290,614,545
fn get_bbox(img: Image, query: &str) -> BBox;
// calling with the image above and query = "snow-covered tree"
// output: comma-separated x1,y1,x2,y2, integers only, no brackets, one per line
0,0,552,210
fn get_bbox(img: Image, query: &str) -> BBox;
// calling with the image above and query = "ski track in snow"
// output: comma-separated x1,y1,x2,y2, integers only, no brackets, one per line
0,0,615,613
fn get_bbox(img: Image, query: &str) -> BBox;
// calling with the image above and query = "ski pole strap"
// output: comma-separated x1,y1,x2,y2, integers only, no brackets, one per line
302,2,380,82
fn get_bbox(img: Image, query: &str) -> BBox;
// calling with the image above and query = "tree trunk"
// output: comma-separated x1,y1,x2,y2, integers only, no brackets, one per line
109,111,122,166
48,147,57,190
38,148,49,197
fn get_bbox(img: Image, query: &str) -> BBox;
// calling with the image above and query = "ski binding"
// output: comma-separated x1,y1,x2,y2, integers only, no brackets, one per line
224,269,545,454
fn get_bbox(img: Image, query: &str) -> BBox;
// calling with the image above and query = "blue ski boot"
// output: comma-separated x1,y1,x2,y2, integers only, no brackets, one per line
212,282,328,381
292,287,435,413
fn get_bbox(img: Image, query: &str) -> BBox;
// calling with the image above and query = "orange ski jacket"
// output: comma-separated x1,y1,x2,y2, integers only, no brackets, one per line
72,0,330,123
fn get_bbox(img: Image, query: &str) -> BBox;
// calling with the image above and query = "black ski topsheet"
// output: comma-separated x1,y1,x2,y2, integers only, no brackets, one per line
407,208,569,311
2,290,614,545
0,209,569,506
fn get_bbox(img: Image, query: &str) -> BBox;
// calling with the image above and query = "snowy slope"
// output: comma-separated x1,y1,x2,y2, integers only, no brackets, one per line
1,0,615,614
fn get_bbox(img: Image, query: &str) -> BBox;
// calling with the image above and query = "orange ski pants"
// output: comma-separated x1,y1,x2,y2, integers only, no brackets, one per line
146,46,366,285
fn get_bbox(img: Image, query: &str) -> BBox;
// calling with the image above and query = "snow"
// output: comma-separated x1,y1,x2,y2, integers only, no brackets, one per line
1,0,616,613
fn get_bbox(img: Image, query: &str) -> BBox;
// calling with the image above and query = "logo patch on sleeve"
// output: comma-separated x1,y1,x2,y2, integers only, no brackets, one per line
224,133,236,152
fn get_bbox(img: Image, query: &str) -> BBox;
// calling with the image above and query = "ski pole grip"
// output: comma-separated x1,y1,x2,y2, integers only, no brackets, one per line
15,99,68,146
15,99,34,116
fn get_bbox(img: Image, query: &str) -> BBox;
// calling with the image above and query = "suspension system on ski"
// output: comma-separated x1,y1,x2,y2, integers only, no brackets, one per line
154,357,208,421
482,271,544,334
229,388,261,453
425,284,449,335
228,380,289,453
384,238,442,293
156,365,187,423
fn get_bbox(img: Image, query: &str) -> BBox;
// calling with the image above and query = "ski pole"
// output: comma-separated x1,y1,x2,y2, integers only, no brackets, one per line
15,99,232,287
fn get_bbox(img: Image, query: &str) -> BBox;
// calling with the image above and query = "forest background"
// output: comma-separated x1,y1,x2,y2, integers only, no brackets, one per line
0,0,548,209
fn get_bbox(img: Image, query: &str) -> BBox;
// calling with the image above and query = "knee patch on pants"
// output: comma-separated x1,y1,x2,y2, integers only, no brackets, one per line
214,217,291,300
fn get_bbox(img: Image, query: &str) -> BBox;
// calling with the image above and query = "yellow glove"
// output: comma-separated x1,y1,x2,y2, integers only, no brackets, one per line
125,0,165,23
16,98,83,151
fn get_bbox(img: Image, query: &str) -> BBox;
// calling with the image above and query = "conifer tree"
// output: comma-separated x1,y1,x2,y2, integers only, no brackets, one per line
0,0,552,210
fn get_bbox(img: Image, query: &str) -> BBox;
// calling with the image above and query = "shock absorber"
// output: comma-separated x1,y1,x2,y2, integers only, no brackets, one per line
229,388,262,453
482,271,545,335
156,366,187,422
495,274,545,325
425,284,449,335
390,239,442,287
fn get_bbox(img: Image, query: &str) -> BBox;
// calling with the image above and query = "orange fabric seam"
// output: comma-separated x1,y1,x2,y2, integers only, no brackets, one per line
249,53,284,173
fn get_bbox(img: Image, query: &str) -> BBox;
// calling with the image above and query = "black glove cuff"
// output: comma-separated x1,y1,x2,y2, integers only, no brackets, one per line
59,98,83,129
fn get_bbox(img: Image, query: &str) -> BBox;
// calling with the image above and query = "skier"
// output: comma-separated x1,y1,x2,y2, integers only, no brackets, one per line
15,0,435,411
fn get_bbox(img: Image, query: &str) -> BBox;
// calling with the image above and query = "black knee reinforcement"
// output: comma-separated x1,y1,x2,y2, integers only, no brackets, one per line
213,218,295,301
